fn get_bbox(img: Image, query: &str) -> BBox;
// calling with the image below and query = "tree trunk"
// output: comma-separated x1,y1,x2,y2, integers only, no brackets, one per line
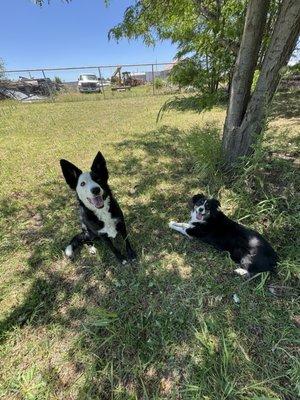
222,0,270,158
222,0,300,167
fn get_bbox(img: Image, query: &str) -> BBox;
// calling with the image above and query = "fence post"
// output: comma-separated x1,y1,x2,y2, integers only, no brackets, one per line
152,64,155,95
41,69,54,102
98,67,105,98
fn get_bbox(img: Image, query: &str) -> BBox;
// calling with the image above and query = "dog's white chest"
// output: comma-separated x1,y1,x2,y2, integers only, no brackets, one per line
94,200,118,238
98,217,118,238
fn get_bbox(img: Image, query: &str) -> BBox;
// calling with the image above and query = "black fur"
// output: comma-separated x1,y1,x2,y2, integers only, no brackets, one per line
60,159,82,190
178,194,278,275
60,152,136,263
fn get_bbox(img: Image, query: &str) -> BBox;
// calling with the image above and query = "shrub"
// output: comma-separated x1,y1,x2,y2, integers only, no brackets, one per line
54,76,62,84
154,77,164,89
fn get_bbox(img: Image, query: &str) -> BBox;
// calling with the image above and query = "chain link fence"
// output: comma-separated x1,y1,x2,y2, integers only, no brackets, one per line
1,62,179,102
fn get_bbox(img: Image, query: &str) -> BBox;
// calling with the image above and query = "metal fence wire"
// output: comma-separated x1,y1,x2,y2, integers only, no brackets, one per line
1,62,178,102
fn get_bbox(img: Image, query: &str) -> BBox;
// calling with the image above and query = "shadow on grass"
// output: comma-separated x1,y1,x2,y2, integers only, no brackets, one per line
270,89,300,119
157,93,228,122
0,124,299,399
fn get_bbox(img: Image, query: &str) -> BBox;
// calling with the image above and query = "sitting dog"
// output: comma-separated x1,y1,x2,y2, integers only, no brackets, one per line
169,194,278,276
60,151,136,264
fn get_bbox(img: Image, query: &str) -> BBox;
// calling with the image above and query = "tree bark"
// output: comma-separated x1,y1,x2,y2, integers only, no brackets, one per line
222,0,270,156
222,0,300,167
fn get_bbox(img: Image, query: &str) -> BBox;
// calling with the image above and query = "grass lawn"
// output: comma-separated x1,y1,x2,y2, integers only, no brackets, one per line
0,90,299,399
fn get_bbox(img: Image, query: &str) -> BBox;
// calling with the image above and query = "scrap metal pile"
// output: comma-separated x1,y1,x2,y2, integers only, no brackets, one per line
0,76,60,102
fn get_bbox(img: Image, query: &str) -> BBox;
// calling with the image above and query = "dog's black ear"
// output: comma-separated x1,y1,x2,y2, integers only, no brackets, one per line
210,199,221,210
60,159,82,190
91,151,109,182
191,193,206,205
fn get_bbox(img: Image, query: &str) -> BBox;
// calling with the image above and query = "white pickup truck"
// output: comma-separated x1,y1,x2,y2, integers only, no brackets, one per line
77,74,101,93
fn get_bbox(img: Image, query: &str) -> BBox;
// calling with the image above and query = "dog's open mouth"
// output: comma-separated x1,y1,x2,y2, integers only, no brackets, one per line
196,212,205,221
88,195,104,209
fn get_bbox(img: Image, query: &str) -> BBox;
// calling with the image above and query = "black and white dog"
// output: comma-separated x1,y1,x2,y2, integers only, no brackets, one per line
169,194,278,276
60,152,136,264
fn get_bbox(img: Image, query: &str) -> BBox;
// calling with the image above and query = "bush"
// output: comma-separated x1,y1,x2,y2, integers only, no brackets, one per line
168,57,221,94
154,77,164,89
54,76,62,84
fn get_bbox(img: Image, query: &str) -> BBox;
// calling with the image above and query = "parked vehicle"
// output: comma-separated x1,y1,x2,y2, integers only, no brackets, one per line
77,74,101,93
110,67,144,91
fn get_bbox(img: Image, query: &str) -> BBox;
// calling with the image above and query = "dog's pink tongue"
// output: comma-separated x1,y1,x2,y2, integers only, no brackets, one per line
196,213,203,221
91,196,104,208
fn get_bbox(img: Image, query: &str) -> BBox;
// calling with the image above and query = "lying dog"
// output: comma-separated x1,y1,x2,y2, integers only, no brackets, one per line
60,151,136,264
169,194,278,276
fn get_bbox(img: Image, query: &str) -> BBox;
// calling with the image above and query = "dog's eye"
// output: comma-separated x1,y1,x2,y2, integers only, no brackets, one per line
80,182,86,187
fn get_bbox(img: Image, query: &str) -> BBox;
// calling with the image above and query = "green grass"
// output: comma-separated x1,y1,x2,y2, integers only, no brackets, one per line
0,90,299,399
54,84,178,104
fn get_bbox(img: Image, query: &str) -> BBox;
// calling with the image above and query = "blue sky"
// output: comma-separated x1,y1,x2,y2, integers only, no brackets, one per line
1,0,176,80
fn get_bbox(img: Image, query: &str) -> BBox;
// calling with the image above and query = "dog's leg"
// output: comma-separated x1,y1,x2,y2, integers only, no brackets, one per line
124,238,136,260
65,231,91,258
168,221,192,238
117,222,136,260
102,235,128,265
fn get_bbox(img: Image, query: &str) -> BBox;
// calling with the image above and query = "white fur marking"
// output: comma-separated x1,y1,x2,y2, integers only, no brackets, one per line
169,221,192,238
233,293,240,303
65,245,73,258
169,221,190,228
234,268,250,277
88,245,97,255
249,237,259,247
96,197,118,238
76,172,103,203
190,207,208,224
76,173,118,239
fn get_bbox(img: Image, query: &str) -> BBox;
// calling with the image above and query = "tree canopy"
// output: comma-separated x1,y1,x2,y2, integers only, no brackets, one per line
109,0,246,92
107,0,282,92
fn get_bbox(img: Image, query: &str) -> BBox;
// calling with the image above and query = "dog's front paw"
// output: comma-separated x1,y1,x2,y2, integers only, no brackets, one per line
65,245,74,259
127,249,137,261
88,245,97,255
234,268,250,278
169,221,178,229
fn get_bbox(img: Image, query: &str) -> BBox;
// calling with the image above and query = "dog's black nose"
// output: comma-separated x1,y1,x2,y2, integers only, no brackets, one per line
91,186,101,195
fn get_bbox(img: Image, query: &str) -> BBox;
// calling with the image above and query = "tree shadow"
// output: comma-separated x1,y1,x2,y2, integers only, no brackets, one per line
270,89,300,119
156,93,228,121
0,123,298,398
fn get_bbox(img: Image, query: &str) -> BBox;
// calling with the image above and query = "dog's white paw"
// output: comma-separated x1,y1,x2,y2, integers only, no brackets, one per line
88,245,97,255
234,268,250,277
65,245,73,258
169,221,177,229
122,259,128,265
